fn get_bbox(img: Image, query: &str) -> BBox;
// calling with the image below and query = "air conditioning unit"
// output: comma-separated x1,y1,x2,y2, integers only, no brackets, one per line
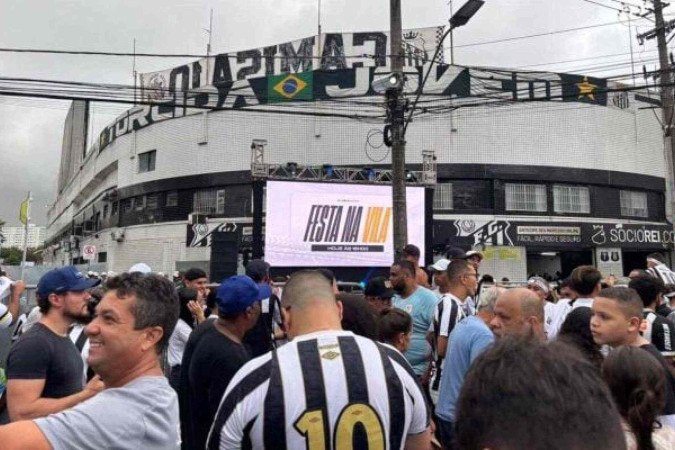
110,229,125,242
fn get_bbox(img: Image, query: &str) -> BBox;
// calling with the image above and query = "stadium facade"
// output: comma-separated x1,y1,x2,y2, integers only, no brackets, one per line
44,28,674,281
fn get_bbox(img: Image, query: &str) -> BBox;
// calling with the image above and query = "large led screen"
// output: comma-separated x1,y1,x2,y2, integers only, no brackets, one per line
265,181,426,267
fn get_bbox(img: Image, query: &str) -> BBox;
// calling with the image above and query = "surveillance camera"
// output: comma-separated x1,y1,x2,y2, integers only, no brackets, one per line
371,73,404,94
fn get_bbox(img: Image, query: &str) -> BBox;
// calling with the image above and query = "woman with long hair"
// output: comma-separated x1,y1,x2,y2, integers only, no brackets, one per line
557,307,604,371
602,346,675,450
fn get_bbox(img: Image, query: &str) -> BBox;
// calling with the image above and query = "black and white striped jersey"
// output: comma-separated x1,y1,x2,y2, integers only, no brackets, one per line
643,310,675,352
429,293,464,395
207,330,429,450
647,264,675,286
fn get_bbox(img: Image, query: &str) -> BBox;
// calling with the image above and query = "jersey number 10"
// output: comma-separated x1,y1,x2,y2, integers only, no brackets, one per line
294,403,385,450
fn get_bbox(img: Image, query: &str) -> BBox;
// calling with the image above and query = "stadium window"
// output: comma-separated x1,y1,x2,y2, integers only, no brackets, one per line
146,194,159,210
98,252,107,263
166,191,178,207
111,201,119,215
433,183,453,210
135,196,146,211
553,185,590,214
505,183,547,212
138,150,156,173
103,203,109,218
620,190,648,218
193,188,226,215
123,198,134,213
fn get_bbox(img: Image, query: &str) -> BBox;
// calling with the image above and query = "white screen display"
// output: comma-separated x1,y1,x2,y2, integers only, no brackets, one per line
265,181,426,267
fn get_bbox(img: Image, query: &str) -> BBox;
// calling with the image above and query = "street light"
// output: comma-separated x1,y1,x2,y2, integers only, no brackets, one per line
450,0,485,29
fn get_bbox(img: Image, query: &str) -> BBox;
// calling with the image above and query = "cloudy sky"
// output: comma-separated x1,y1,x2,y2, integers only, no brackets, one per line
0,0,666,226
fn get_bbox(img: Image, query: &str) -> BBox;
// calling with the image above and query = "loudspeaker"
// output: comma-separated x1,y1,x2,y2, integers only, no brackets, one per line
210,231,239,282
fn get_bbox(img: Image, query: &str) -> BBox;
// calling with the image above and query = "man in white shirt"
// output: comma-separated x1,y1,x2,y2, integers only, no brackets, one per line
547,266,602,339
429,259,473,404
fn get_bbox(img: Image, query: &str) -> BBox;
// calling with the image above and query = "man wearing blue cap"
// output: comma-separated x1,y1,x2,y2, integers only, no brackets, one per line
5,266,103,421
181,275,266,450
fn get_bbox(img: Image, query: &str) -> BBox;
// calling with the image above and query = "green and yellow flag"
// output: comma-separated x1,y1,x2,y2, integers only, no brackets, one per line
19,197,29,225
268,71,313,103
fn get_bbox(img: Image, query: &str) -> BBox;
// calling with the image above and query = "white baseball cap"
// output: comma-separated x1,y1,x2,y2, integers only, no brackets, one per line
466,250,483,260
430,259,451,272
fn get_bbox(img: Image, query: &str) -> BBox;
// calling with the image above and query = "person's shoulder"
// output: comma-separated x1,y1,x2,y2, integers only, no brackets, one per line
416,286,440,302
99,376,177,411
464,315,490,331
639,343,667,361
11,323,51,348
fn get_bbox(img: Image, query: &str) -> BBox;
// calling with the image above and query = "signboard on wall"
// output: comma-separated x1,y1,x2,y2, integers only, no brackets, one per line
435,219,674,250
596,247,623,277
265,181,426,267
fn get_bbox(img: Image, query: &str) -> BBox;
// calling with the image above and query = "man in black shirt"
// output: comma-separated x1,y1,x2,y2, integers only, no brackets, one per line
629,275,675,352
591,287,675,427
242,260,277,357
6,266,103,421
181,275,265,450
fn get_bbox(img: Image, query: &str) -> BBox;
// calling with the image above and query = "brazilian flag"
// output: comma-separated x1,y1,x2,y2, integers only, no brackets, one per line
268,71,313,103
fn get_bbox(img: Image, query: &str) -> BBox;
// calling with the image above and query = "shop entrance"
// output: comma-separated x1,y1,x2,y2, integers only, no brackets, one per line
528,250,593,280
560,251,593,278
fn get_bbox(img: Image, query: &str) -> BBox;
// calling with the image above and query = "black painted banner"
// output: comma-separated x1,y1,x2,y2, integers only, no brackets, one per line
434,219,674,250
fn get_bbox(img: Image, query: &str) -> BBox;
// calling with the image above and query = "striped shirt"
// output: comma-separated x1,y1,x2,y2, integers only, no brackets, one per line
643,310,675,352
648,264,675,286
430,293,464,395
207,330,429,450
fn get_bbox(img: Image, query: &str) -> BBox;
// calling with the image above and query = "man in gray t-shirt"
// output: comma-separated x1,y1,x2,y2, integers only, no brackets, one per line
34,376,179,449
0,273,181,450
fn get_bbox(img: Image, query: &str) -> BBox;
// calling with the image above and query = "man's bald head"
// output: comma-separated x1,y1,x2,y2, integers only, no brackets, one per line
281,270,336,310
490,287,545,339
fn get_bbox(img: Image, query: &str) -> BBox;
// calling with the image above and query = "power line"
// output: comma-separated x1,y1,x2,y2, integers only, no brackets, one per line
450,20,629,50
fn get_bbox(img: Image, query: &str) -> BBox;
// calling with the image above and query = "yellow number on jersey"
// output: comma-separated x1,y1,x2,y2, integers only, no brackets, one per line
294,403,385,450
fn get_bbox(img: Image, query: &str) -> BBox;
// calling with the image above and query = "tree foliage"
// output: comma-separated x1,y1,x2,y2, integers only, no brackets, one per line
0,247,43,265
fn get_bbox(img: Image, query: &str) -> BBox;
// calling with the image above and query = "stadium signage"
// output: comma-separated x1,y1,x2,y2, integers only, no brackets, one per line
436,220,674,250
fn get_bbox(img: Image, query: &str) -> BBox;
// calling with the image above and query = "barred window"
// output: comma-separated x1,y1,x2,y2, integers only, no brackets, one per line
553,185,590,214
193,189,226,215
135,195,146,211
620,190,648,218
433,183,453,210
505,183,547,212
146,194,159,210
166,191,178,207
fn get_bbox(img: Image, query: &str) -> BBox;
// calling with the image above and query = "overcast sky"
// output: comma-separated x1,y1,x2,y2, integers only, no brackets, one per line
0,0,666,227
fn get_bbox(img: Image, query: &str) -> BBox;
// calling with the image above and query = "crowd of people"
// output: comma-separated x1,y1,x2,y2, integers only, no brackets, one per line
0,246,674,449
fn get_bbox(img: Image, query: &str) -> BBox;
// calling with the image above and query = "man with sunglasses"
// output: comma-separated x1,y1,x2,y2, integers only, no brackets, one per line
5,266,103,422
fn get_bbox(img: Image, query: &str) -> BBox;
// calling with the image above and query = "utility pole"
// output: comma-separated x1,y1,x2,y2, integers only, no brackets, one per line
390,0,408,258
205,9,213,77
19,192,31,281
650,1,675,225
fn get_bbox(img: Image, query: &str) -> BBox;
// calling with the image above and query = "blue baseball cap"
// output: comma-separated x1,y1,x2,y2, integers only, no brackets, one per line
37,266,100,298
216,275,268,315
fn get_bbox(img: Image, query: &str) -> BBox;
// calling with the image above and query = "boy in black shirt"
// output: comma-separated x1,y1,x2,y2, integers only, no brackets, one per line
591,286,675,427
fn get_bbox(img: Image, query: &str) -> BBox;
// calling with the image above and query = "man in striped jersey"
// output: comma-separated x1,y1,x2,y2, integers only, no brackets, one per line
207,270,431,450
647,253,675,285
429,259,473,405
629,275,675,352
